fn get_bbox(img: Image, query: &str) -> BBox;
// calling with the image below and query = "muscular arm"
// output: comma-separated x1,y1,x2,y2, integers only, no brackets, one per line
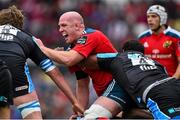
36,39,84,66
79,55,99,70
41,46,84,66
46,67,84,113
173,56,180,79
80,53,117,70
76,77,90,109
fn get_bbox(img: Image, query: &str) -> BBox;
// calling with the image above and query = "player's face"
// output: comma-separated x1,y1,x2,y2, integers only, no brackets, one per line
58,17,79,44
147,13,160,31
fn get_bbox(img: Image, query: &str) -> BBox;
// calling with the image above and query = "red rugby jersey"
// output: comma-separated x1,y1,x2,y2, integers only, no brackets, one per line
138,26,180,76
70,28,117,96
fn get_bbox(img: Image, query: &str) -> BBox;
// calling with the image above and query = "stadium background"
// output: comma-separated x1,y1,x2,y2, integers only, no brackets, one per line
0,0,179,119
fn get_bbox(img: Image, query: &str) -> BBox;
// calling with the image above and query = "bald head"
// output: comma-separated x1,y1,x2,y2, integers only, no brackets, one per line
60,11,84,24
58,11,85,44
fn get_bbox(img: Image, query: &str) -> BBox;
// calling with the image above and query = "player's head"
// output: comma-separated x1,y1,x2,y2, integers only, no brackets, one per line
122,40,144,53
146,5,167,31
0,5,24,29
58,11,85,44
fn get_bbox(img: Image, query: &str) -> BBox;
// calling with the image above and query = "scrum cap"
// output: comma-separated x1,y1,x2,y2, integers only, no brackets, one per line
147,5,167,25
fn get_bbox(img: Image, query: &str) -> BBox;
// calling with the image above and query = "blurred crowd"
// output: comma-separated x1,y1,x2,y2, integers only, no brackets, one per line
0,0,180,119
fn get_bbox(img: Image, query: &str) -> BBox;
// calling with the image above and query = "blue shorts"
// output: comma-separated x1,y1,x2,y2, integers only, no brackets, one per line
102,79,135,110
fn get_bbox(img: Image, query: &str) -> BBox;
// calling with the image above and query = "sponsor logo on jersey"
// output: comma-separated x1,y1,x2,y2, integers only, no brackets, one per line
76,36,87,44
15,85,28,91
152,49,160,54
146,54,172,59
163,40,172,48
0,34,14,41
0,25,19,41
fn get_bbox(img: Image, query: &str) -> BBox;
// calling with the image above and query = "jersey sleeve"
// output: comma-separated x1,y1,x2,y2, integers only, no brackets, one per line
75,70,89,80
29,36,56,72
72,34,99,58
97,53,118,70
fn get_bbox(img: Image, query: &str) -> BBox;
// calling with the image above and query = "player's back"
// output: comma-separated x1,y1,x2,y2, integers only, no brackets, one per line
112,51,168,99
0,24,53,97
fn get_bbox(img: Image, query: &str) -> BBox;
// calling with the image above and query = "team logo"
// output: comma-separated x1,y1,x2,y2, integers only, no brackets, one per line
163,40,172,48
76,36,87,44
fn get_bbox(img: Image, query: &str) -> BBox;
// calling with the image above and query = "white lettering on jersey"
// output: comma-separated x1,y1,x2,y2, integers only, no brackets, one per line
128,53,157,71
0,34,13,41
0,24,20,41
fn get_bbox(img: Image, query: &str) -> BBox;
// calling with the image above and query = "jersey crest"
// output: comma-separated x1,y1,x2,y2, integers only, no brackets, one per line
163,40,172,48
76,36,87,44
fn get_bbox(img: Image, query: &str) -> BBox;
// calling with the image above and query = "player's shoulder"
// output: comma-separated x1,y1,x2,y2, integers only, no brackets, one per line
84,27,105,36
0,24,33,41
0,24,20,36
164,26,180,38
138,29,152,40
77,28,101,44
84,28,96,34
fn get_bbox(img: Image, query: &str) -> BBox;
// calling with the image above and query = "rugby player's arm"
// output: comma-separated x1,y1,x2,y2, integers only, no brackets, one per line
173,56,180,79
77,78,90,110
75,71,90,109
79,55,99,70
36,39,84,66
41,46,84,66
46,67,84,114
81,53,116,70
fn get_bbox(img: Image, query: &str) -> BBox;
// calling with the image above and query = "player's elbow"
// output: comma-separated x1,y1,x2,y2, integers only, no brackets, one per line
65,61,73,66
63,58,75,66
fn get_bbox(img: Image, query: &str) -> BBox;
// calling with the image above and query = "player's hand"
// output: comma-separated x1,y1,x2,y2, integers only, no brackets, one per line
69,114,83,120
35,38,44,47
72,103,84,116
69,114,78,120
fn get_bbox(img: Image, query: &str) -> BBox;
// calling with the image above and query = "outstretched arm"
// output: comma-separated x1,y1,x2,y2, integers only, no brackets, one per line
79,53,117,70
36,39,84,66
46,67,84,114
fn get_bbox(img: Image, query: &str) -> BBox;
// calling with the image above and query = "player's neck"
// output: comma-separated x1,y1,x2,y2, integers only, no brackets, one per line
152,25,166,35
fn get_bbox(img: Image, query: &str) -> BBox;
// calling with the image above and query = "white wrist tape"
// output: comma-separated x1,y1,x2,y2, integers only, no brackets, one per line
84,104,112,119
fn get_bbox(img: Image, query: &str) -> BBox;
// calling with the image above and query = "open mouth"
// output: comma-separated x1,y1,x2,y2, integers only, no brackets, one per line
62,34,68,40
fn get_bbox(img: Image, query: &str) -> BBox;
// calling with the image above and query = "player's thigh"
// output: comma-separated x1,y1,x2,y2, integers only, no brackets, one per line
102,80,134,110
0,61,13,106
13,91,39,106
94,96,121,116
13,91,42,119
95,80,134,116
